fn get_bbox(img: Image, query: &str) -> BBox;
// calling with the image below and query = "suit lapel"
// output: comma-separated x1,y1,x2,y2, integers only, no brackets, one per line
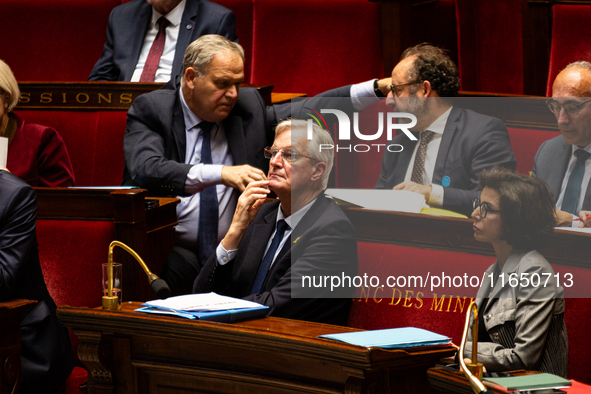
583,179,591,210
172,87,187,163
223,115,247,165
240,206,279,292
547,141,571,199
124,4,152,80
172,0,200,78
432,106,460,184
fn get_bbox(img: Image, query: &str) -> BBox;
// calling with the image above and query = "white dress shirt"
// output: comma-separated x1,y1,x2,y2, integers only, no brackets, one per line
175,89,236,250
217,197,318,266
131,0,186,82
556,142,591,215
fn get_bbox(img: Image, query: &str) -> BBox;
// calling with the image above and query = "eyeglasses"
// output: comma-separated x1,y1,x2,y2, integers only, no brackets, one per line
264,147,316,163
389,80,422,96
472,198,501,218
546,99,591,116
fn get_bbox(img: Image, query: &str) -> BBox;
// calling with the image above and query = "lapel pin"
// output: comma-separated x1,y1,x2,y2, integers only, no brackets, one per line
293,236,301,244
442,176,451,187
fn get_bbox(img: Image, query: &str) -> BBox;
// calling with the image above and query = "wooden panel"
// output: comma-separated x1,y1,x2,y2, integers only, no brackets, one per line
58,303,456,394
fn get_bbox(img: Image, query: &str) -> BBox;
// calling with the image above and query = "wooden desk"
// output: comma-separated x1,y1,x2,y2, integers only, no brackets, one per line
0,300,38,394
427,367,543,394
35,188,179,301
58,303,455,394
344,208,591,268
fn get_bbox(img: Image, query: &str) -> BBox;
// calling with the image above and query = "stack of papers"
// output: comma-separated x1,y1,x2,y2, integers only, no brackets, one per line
484,373,572,391
325,189,427,213
319,327,451,349
136,292,269,323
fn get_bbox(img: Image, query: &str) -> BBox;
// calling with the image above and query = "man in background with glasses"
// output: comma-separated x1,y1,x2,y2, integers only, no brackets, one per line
192,119,358,325
533,61,591,227
375,44,516,216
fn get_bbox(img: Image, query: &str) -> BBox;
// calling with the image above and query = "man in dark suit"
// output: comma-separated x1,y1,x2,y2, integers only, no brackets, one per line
123,35,354,295
88,0,237,82
192,119,358,325
0,170,74,394
375,44,516,216
533,61,591,227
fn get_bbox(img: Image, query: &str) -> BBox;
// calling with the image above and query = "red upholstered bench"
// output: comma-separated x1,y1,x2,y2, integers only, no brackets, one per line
349,242,591,383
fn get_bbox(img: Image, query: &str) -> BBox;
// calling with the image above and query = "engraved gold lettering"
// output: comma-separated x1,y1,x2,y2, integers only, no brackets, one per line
446,295,453,312
373,286,383,303
98,93,112,104
358,286,371,302
389,288,401,306
19,93,31,103
402,290,414,307
120,93,132,104
76,93,90,104
415,291,424,309
62,93,67,103
40,93,52,104
453,296,468,313
431,293,446,311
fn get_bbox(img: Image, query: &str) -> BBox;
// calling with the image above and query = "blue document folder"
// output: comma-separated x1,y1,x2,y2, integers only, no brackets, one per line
135,305,269,323
319,327,451,349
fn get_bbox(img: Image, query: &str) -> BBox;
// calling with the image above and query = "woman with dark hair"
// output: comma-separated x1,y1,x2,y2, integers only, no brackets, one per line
463,167,568,377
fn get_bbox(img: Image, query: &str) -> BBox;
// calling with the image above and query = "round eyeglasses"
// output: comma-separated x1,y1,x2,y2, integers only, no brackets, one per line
263,147,316,163
472,198,501,218
546,99,591,116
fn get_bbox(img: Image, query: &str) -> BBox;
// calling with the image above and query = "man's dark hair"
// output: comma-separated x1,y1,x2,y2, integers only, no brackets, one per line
401,43,460,97
479,167,555,251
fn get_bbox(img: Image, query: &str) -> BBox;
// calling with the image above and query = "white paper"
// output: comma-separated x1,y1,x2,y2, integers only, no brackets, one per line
325,189,427,213
144,292,265,312
0,137,7,169
556,226,591,234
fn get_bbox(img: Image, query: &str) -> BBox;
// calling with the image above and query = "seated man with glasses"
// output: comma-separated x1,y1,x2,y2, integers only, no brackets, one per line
533,61,591,227
375,44,517,216
192,119,358,325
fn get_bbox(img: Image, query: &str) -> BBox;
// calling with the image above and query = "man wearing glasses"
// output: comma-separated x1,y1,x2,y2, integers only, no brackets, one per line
192,119,358,325
533,61,591,227
375,44,516,216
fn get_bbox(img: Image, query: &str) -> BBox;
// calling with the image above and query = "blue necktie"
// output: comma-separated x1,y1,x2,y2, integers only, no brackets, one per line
197,122,218,263
250,219,289,295
562,149,591,214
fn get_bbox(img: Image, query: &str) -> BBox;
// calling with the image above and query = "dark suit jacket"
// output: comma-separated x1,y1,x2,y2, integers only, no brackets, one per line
375,106,516,216
464,250,568,377
88,0,237,81
0,171,73,394
533,134,591,210
122,78,352,196
192,195,359,326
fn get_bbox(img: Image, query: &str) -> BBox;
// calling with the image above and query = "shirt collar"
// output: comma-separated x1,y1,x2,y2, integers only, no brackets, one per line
277,197,318,231
423,106,453,135
179,88,203,131
151,0,186,27
571,141,591,155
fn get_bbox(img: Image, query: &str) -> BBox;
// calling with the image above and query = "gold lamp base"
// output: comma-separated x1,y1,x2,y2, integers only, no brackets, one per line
102,296,119,311
466,362,484,380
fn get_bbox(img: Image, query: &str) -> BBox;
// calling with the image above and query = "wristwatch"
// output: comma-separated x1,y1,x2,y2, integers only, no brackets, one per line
374,79,386,97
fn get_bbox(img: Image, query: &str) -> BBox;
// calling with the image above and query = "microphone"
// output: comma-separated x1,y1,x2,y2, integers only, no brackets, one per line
103,240,171,311
458,301,493,394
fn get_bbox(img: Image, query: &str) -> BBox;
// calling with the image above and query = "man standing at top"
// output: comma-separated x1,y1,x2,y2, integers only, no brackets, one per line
534,61,591,227
88,0,237,82
376,44,516,216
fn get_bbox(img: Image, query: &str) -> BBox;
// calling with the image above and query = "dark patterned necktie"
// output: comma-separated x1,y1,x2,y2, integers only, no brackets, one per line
410,130,434,185
250,220,289,295
140,17,169,82
562,149,591,214
197,122,218,263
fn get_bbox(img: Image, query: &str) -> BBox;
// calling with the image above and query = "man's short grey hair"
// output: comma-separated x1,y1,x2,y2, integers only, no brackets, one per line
563,61,591,94
275,118,334,190
0,60,20,112
182,34,244,78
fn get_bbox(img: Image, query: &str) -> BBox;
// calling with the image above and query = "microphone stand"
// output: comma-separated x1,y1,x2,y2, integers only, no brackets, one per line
102,240,170,311
458,300,493,394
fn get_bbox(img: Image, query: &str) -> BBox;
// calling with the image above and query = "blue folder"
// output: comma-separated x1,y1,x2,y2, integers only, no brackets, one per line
135,305,269,323
319,327,451,349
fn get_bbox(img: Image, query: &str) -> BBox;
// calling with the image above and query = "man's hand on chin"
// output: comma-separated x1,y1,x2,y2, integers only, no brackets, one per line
393,181,432,202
